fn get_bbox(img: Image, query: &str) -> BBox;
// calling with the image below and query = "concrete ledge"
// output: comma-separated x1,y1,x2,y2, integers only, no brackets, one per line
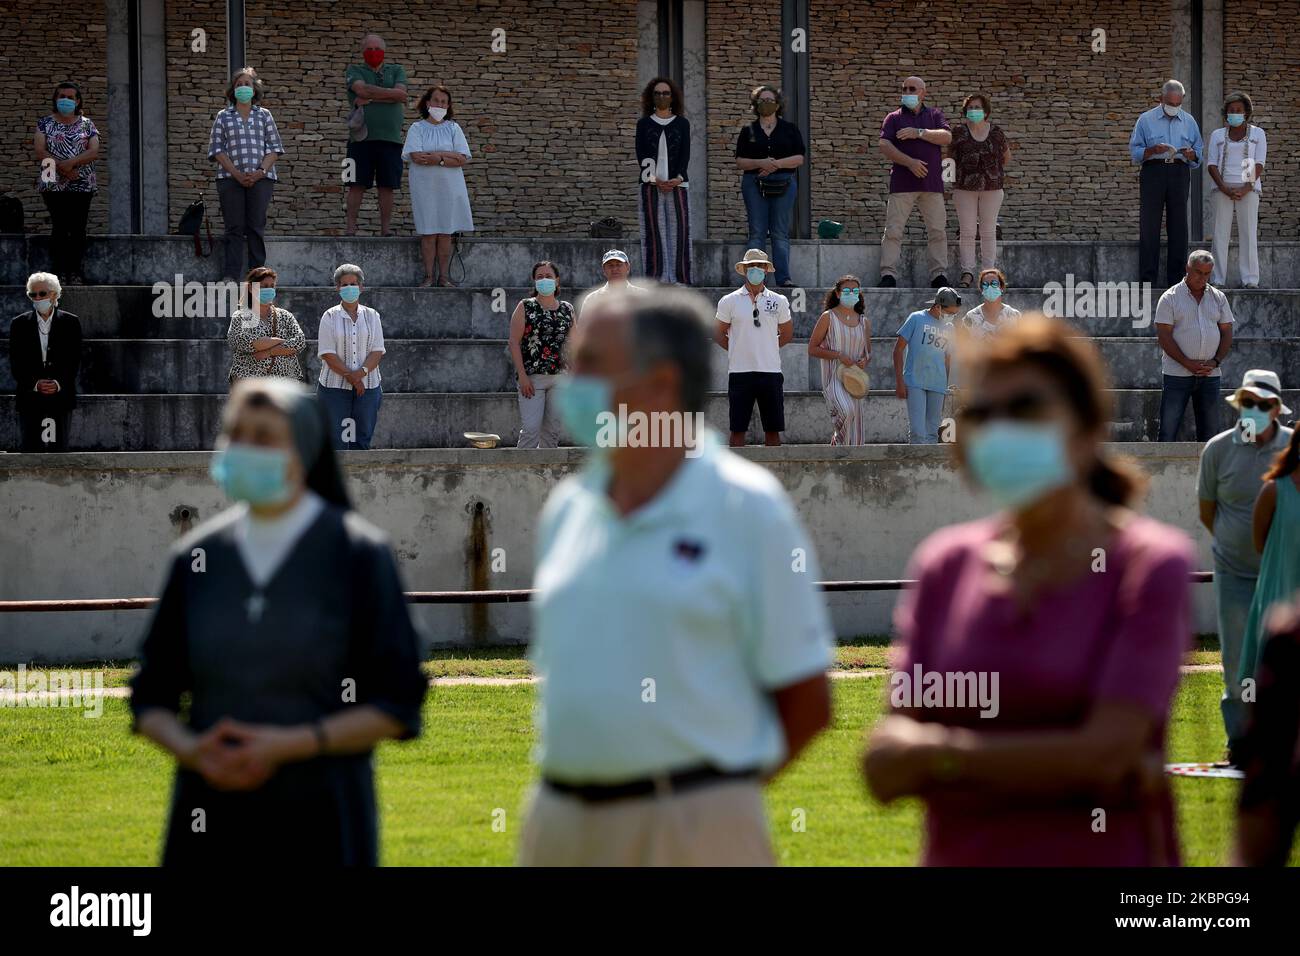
0,441,1217,662
5,236,1300,288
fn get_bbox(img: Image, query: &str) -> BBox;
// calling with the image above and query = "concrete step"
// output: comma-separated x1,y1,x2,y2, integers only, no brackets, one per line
6,236,1300,289
5,336,1296,396
8,285,1299,340
4,388,1295,451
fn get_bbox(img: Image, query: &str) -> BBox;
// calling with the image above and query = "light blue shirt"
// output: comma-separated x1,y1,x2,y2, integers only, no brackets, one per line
1129,105,1203,168
530,431,834,784
897,309,953,393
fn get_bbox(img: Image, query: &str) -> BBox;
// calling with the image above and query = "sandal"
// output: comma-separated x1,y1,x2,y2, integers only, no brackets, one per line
958,272,975,288
418,276,435,288
438,277,457,288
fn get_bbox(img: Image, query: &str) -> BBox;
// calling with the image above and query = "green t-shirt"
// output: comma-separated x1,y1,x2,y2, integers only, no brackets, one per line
345,62,408,144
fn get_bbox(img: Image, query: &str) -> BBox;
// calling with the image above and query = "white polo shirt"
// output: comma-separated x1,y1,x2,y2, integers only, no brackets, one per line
317,304,386,390
530,430,833,784
1153,280,1235,377
717,285,792,374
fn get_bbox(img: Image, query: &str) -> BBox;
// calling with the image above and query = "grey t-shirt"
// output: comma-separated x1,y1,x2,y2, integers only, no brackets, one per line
1197,421,1294,577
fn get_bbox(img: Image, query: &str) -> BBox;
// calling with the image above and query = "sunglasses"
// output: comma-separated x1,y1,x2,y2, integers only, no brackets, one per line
839,287,862,296
27,290,54,300
752,307,761,328
1239,395,1278,412
959,389,1056,426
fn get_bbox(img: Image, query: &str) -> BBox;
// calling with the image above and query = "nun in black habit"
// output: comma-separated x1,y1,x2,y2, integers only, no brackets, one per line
130,378,426,866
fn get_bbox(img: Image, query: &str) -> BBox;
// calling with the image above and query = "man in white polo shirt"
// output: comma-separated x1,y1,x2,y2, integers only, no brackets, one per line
577,249,648,319
519,287,833,867
1155,249,1235,442
716,248,793,447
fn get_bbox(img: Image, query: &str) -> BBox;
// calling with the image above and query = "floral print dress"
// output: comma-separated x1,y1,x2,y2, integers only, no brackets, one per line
520,298,576,376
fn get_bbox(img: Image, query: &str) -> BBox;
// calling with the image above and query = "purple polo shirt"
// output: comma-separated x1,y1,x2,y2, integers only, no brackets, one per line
881,105,949,193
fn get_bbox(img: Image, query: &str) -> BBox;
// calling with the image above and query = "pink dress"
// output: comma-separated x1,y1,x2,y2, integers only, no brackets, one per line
895,513,1195,866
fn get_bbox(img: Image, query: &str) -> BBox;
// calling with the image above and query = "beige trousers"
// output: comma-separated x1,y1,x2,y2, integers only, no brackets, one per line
880,191,948,280
952,188,1004,275
517,780,775,866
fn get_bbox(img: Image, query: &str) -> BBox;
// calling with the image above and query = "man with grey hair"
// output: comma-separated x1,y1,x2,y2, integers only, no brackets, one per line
345,34,408,236
520,287,833,866
1129,79,1204,287
877,76,952,287
317,263,386,449
1155,250,1234,441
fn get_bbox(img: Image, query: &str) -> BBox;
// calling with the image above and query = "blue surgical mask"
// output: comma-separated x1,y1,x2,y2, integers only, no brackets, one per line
1226,113,1245,127
1239,406,1272,436
535,277,557,296
555,375,613,449
56,98,77,116
965,421,1074,511
233,85,255,104
746,266,767,286
33,297,54,314
210,442,293,506
901,94,920,110
258,287,277,304
980,282,1002,302
839,289,860,307
339,285,361,303
966,109,985,123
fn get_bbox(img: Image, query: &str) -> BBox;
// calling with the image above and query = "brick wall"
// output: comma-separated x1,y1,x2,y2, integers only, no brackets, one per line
159,0,641,239
166,0,227,230
0,4,109,234
704,1,785,239
1223,0,1300,242
806,0,1171,245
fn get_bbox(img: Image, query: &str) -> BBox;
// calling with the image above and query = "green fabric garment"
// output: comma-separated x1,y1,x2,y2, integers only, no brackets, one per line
345,62,408,143
1238,475,1300,688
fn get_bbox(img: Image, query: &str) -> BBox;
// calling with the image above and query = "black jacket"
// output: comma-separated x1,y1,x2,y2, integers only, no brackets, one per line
635,114,691,184
8,308,81,411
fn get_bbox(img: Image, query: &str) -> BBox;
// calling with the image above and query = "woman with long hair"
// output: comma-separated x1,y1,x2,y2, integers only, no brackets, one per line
864,315,1194,865
808,275,871,445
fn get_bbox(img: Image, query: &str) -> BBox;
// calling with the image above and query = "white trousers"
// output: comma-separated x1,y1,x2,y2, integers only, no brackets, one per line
1210,188,1260,286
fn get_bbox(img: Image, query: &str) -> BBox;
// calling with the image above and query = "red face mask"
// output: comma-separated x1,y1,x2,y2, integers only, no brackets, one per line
363,49,384,69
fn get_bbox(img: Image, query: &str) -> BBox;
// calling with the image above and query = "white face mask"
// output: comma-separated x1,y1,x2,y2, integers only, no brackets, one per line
428,106,447,121
34,297,54,314
1163,103,1181,118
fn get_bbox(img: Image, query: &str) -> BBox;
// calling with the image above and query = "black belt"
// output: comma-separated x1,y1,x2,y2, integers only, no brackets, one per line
544,765,760,804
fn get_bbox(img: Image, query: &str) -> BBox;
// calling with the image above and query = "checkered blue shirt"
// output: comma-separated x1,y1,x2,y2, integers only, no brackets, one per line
208,105,285,180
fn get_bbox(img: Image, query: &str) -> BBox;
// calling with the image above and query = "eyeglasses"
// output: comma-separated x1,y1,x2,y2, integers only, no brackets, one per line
839,287,862,296
1239,395,1278,412
959,389,1056,426
27,290,54,300
980,281,1001,290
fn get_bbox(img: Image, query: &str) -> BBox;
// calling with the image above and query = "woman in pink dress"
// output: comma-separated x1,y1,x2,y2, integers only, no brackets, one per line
864,314,1195,866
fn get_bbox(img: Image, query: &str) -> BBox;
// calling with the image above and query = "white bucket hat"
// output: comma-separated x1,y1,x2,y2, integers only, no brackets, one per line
1226,369,1292,416
735,248,775,275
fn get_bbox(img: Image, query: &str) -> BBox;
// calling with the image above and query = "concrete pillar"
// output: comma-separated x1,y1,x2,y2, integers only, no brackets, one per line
683,0,707,240
1200,0,1224,244
636,1,658,90
105,0,133,233
139,0,169,234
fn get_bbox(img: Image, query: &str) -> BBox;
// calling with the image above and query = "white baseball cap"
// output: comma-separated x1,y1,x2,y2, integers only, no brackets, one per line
601,249,629,265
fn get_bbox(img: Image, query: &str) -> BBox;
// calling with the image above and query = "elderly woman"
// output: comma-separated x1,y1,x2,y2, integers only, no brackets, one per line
1207,92,1267,288
508,261,575,448
34,82,100,284
950,93,1011,288
865,316,1195,865
402,84,473,287
635,76,693,286
808,275,870,445
208,66,285,281
317,264,385,450
226,266,306,384
734,85,805,288
130,378,425,865
7,272,81,451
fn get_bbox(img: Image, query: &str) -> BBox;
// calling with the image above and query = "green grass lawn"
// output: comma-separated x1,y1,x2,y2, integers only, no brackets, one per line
3,668,1289,866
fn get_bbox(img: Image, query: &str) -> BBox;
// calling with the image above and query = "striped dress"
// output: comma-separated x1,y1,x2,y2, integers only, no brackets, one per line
818,309,871,446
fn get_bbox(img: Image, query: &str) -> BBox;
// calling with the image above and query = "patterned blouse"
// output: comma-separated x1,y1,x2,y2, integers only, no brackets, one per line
208,105,285,180
519,297,575,376
950,123,1009,192
227,307,307,382
36,114,99,192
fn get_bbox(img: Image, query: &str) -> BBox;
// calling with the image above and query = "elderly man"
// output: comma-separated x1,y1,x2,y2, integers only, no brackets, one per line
1129,80,1204,287
577,249,647,318
1198,369,1294,766
1155,250,1234,441
878,76,952,288
8,272,81,451
345,34,408,236
519,287,833,867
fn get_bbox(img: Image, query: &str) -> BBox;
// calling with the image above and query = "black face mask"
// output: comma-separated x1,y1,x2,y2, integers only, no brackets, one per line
654,93,672,104
756,101,779,117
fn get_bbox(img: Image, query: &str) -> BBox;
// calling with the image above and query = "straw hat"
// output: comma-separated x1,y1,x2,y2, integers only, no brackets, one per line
464,432,502,449
838,364,870,399
735,248,776,276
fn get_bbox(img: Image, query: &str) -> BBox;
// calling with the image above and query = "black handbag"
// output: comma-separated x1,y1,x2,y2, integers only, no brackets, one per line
0,194,24,234
756,176,790,199
589,217,623,239
176,198,213,257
